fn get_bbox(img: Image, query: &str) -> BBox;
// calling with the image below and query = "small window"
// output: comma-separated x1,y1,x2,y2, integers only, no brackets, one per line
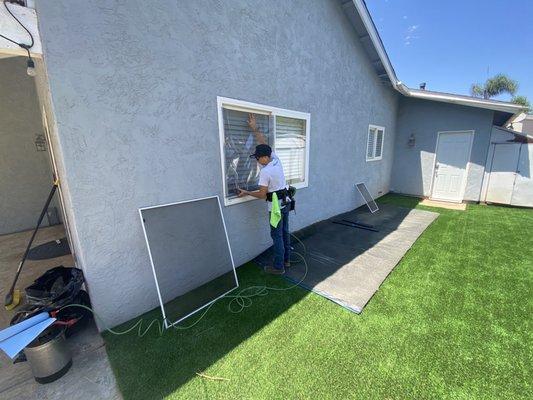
366,125,385,161
217,97,310,205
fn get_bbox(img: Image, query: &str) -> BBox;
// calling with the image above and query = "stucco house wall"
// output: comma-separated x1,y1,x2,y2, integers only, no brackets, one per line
391,97,494,201
36,0,398,327
0,57,57,235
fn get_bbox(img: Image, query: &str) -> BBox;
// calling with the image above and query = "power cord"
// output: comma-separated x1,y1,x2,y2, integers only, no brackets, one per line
1,1,36,74
59,233,308,337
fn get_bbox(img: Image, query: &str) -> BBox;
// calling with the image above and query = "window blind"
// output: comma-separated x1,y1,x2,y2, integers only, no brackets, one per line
275,116,306,185
375,129,384,158
367,128,376,159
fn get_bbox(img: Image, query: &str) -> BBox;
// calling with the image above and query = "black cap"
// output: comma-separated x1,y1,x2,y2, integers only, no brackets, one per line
250,144,272,158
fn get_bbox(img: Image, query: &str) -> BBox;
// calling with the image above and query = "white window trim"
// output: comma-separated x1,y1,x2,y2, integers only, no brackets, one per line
217,96,311,206
366,124,385,162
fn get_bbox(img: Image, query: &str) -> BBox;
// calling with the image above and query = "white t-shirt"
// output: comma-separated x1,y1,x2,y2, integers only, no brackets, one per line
258,152,287,211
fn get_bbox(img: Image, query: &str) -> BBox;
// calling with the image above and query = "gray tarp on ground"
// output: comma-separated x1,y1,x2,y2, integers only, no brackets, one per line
255,204,438,313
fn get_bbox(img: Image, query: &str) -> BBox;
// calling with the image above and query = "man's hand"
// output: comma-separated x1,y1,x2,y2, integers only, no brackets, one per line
248,113,267,145
247,113,258,131
237,186,268,200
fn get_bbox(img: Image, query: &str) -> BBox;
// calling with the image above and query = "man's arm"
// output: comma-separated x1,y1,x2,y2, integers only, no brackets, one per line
238,186,268,200
248,113,267,145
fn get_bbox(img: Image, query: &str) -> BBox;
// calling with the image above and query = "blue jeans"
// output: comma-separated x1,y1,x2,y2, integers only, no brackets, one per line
270,206,290,270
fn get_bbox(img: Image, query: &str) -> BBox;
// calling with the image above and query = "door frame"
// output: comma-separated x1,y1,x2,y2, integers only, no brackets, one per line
429,130,475,203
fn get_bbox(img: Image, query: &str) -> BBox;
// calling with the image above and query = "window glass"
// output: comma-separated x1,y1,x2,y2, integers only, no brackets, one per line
222,108,271,199
367,125,384,161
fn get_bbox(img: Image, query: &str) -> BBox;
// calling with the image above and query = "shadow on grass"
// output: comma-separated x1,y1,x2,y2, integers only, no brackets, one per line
103,194,430,399
103,263,310,400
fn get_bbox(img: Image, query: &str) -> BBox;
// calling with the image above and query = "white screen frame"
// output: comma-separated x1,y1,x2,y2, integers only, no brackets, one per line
139,195,238,329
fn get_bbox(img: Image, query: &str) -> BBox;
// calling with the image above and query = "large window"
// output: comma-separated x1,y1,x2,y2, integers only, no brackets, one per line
217,97,310,205
366,124,385,161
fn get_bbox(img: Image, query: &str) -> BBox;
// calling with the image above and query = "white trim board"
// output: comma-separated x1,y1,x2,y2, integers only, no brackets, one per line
429,130,475,203
138,195,239,329
217,96,311,206
366,124,385,162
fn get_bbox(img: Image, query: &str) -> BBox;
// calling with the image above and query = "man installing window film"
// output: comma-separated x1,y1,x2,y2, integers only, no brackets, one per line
238,114,291,275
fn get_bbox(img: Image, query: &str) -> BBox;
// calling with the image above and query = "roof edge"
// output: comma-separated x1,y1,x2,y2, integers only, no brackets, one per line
351,0,402,91
405,88,526,114
352,1,527,116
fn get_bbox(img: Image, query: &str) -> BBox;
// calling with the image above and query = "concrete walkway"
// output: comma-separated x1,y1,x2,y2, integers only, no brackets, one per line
420,199,467,210
0,225,121,399
256,204,439,313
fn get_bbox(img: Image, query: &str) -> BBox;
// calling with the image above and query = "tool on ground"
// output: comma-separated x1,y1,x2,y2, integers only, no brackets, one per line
5,180,59,310
341,219,378,231
332,220,379,232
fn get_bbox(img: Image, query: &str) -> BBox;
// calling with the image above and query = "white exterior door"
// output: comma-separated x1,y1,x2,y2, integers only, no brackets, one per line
431,131,474,202
485,143,520,204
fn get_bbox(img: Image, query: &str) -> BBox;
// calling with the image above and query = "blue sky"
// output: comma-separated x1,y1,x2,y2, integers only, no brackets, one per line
365,0,533,103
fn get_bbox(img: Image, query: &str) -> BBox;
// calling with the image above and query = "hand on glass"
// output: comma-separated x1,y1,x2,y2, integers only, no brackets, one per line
247,113,257,131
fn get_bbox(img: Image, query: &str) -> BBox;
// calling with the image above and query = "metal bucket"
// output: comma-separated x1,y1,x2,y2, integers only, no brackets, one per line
24,327,72,384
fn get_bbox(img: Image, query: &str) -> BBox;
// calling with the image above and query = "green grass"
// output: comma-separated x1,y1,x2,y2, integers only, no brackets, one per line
104,195,532,399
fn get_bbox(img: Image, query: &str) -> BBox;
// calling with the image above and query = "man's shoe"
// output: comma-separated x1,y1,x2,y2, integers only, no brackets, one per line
264,265,285,275
284,261,291,268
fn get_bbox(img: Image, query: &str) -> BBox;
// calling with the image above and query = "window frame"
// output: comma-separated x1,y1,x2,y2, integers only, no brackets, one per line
217,96,311,206
366,124,385,162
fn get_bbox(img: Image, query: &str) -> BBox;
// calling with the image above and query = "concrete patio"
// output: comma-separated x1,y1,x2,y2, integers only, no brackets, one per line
0,225,120,399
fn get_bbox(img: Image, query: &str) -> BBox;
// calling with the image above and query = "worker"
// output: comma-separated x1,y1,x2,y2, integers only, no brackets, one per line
238,113,290,275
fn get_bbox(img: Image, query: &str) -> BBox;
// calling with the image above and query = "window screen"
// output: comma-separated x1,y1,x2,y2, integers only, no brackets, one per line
139,196,238,327
275,116,307,185
222,108,272,199
366,125,385,161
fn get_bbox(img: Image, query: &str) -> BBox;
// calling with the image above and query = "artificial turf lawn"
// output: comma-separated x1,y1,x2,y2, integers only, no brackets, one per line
103,195,532,399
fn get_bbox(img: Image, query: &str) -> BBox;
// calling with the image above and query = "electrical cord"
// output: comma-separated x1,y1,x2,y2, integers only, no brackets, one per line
1,1,34,59
58,232,308,337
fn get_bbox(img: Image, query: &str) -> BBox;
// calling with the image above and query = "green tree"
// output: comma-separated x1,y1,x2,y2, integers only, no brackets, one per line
471,73,529,111
511,95,531,112
470,74,518,99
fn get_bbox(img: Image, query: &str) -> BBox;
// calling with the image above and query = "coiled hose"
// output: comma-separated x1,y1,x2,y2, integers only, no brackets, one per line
58,233,308,337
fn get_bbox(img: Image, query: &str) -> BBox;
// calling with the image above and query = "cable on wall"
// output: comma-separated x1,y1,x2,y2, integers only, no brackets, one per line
1,1,36,76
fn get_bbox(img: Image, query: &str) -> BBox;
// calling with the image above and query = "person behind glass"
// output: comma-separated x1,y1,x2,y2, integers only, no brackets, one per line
238,113,290,275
